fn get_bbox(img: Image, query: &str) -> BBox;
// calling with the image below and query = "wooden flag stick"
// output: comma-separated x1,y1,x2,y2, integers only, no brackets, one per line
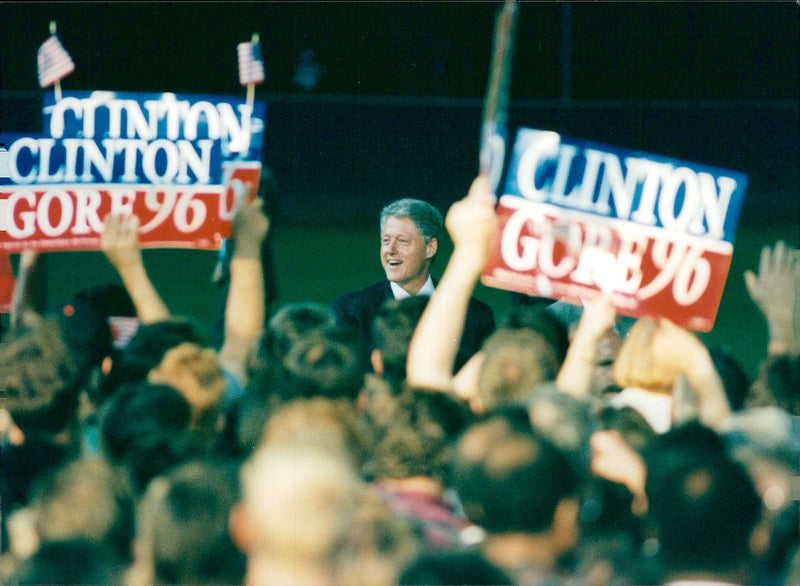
245,32,259,108
480,0,518,179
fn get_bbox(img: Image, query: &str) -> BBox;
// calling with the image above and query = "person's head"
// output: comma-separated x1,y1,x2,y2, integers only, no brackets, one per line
399,550,514,585
643,422,763,580
361,386,473,484
260,396,373,471
21,456,136,565
147,342,226,434
499,305,570,368
99,317,206,405
476,327,560,413
613,319,682,395
130,458,246,586
231,444,364,583
97,380,202,494
280,327,366,402
747,353,800,415
379,198,443,294
451,413,579,541
370,295,429,384
0,317,81,442
258,302,338,365
11,539,126,586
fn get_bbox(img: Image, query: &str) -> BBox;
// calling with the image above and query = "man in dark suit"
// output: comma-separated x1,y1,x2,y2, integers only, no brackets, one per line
331,198,495,372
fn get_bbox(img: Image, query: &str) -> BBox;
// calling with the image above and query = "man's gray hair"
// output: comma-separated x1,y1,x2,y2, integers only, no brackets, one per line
379,198,443,244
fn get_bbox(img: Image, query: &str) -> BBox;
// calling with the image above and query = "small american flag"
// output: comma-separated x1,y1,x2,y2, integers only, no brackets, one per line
37,34,75,88
238,39,265,86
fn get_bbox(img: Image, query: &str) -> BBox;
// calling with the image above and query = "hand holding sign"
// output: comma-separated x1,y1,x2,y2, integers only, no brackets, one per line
445,176,497,271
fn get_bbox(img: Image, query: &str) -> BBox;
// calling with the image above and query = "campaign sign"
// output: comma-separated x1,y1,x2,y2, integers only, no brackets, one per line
481,128,748,331
0,90,265,252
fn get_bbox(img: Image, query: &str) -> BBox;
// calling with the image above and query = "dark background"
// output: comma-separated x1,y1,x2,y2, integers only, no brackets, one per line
1,1,798,376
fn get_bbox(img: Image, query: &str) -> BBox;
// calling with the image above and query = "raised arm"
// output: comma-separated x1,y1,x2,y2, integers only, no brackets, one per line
555,293,616,398
406,176,496,392
216,198,269,385
9,250,46,331
101,214,171,324
744,240,800,356
650,318,732,429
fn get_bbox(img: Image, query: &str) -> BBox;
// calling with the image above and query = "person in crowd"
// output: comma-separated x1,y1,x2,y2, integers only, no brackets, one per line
100,194,269,404
331,196,495,372
210,167,282,350
96,380,206,494
368,295,430,390
398,549,514,585
4,455,135,569
127,458,246,586
451,411,580,584
643,422,765,584
360,385,475,549
405,176,498,393
230,443,365,586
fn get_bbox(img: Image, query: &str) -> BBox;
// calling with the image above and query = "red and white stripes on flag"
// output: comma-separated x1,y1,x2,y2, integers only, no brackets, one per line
37,35,75,88
238,40,265,86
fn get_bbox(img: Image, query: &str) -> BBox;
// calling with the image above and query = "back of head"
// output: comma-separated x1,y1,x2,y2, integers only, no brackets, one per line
748,353,800,415
643,422,762,576
371,296,429,383
12,538,125,586
399,549,514,585
29,455,136,564
261,302,338,364
97,380,199,493
613,319,682,394
280,327,366,402
477,327,560,411
0,317,80,438
261,396,373,469
148,342,226,431
380,198,443,245
362,387,473,483
238,444,364,562
499,305,570,367
99,317,205,404
452,414,577,534
134,458,245,586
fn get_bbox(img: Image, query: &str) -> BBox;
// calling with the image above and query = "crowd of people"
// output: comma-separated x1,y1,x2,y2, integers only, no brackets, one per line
0,172,798,585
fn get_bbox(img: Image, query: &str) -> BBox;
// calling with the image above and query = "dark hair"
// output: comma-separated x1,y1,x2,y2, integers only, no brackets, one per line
362,387,473,483
499,305,570,367
97,380,201,493
98,318,206,404
262,302,337,362
452,415,577,533
141,458,246,585
643,422,762,574
371,296,429,384
399,550,514,585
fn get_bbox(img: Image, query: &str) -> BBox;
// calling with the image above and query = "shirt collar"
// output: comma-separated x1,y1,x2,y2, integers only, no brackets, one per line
391,275,435,300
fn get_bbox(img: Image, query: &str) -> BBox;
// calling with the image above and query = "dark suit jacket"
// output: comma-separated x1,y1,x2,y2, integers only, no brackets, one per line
331,280,495,372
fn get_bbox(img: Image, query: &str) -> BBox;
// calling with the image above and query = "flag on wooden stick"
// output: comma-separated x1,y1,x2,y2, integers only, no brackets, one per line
238,35,265,86
37,22,75,90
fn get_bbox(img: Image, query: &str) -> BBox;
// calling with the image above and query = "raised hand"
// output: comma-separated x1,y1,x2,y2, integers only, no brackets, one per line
744,240,800,355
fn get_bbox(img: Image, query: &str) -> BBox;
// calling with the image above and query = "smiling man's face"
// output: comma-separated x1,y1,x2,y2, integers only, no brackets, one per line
380,216,437,295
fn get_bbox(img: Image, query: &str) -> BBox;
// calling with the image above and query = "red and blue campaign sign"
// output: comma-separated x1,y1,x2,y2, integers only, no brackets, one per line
481,128,748,331
0,90,265,252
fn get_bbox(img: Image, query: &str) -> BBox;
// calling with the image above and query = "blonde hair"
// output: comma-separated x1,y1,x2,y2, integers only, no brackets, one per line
613,319,682,395
148,342,225,429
